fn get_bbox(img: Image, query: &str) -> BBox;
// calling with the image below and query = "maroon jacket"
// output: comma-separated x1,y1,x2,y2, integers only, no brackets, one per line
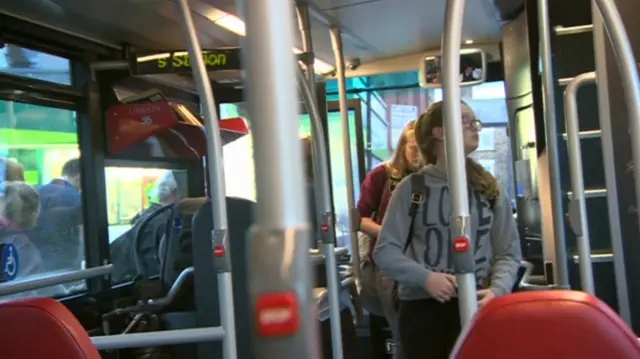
357,164,395,260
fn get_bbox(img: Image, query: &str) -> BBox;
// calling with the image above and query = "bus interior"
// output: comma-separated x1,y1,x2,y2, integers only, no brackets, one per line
0,0,640,358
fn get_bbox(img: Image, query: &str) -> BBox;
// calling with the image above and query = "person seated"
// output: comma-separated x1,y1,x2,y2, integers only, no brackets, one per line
110,171,182,283
0,181,44,280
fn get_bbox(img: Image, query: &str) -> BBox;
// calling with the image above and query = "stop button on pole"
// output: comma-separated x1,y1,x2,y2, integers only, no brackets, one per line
255,292,300,337
453,237,470,253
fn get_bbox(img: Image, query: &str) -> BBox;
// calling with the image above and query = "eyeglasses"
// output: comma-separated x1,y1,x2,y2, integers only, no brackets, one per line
462,116,483,131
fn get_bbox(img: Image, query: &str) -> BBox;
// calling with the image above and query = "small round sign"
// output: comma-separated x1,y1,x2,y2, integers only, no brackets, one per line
2,243,19,281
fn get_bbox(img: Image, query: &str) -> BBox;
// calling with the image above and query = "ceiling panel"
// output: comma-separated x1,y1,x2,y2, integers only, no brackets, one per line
2,0,503,75
309,0,502,61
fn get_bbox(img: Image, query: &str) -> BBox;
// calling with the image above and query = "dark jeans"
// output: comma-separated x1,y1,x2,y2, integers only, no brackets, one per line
398,298,461,359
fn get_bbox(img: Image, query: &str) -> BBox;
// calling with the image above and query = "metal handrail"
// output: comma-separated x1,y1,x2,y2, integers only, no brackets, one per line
0,264,112,296
147,267,194,307
593,0,640,236
174,0,236,357
563,72,596,295
92,327,225,350
538,0,571,288
442,0,478,327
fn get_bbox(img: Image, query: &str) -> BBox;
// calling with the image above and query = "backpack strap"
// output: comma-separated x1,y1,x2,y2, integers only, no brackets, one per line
403,173,425,253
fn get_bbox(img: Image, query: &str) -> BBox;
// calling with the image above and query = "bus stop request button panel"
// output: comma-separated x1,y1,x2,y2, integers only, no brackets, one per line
256,292,300,337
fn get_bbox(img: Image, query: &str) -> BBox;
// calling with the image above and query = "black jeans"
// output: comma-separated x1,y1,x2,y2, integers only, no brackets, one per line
398,298,462,359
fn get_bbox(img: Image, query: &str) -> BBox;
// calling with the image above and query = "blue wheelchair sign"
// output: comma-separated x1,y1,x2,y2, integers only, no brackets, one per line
2,244,19,281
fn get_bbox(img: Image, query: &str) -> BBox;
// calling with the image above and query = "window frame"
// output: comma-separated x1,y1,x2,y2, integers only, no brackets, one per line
0,67,91,298
0,20,116,297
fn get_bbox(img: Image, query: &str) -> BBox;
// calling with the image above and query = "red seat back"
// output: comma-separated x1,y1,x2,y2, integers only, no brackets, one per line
0,297,100,359
452,290,640,359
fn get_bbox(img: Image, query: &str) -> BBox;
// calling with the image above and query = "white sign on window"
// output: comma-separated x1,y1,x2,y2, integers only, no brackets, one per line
390,104,418,128
390,104,418,148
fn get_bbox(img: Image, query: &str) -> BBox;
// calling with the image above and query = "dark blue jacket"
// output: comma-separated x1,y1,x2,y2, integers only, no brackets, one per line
28,179,83,272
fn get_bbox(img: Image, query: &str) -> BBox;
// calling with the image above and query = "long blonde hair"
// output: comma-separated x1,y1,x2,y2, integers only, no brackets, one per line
414,101,499,204
387,120,423,178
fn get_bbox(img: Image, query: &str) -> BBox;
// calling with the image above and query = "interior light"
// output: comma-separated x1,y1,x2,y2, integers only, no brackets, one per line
203,9,335,74
464,39,474,45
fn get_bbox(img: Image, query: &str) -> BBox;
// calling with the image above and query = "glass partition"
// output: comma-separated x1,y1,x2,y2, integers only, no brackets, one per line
0,100,83,298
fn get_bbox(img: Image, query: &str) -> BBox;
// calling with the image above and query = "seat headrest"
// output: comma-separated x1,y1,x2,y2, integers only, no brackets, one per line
0,298,100,359
177,197,208,216
452,290,640,359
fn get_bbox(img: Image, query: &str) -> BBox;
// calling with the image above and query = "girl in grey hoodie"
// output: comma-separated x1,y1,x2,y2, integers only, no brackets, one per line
373,101,521,359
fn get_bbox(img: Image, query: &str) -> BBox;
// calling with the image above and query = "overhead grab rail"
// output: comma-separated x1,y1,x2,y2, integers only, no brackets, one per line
442,0,479,327
174,0,237,358
592,0,640,234
242,0,319,357
0,264,113,297
563,71,597,295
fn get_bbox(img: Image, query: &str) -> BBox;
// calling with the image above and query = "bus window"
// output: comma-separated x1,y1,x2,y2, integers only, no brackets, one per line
300,110,360,250
377,79,515,200
106,167,188,284
0,44,71,86
0,100,83,298
221,102,363,250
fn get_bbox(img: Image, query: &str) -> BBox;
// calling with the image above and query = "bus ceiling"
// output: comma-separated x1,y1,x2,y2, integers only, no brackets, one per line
1,0,516,80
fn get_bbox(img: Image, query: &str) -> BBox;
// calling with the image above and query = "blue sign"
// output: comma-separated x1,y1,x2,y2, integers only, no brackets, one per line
2,244,19,281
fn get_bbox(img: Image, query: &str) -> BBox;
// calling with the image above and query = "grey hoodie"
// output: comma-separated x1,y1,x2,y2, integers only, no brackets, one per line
373,165,521,301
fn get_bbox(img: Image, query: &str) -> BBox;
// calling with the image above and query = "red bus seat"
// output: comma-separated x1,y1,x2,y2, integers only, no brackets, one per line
451,290,640,359
0,297,100,359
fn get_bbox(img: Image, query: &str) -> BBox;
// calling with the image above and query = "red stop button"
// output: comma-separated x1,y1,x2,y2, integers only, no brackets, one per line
321,223,329,232
213,245,225,257
255,292,300,337
453,237,470,253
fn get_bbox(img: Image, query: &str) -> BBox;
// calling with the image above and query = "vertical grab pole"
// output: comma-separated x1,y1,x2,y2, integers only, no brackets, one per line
593,0,640,235
295,3,341,259
330,26,362,293
442,0,478,327
173,1,236,358
591,1,631,324
537,0,570,288
242,0,320,357
297,68,344,359
563,72,596,295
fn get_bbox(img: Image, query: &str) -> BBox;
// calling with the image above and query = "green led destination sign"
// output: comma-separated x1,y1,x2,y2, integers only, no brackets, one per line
132,47,242,75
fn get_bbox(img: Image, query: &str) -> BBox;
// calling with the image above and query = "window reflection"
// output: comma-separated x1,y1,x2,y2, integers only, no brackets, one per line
0,44,71,85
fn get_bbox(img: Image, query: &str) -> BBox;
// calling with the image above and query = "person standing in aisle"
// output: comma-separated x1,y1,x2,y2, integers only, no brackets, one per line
357,120,423,359
374,101,521,359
